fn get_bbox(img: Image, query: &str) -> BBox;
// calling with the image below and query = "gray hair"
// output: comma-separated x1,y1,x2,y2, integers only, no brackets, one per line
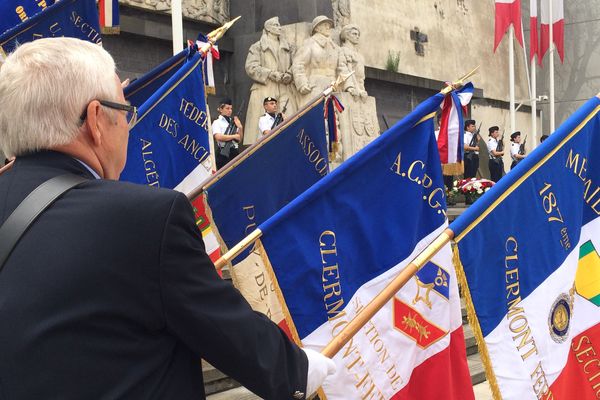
0,37,117,157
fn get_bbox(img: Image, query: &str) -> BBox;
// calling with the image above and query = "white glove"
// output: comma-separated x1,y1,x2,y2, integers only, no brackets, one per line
303,348,337,397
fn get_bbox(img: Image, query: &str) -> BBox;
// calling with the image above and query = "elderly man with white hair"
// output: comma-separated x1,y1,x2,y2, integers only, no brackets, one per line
0,37,334,400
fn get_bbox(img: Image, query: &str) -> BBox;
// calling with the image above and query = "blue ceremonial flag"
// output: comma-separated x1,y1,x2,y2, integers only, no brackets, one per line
451,95,600,399
0,0,56,35
124,49,190,108
204,99,331,262
251,91,473,399
0,0,101,56
120,49,212,194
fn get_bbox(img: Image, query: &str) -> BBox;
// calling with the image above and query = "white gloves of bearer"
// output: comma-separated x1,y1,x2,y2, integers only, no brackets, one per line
303,348,337,398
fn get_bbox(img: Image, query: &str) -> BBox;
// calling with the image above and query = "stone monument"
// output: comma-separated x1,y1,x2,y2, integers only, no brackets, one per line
244,17,298,144
291,16,350,107
120,0,229,24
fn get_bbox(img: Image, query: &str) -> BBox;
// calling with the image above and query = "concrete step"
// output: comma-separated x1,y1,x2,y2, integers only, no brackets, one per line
468,353,487,386
206,386,260,400
202,360,240,396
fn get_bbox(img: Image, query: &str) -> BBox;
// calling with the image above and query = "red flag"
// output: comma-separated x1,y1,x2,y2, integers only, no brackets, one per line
530,0,539,62
540,0,565,63
494,0,523,52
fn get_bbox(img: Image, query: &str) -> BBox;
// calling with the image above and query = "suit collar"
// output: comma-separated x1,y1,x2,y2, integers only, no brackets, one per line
14,151,98,180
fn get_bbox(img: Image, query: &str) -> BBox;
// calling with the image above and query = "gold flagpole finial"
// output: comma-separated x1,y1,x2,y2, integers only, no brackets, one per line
199,16,241,54
440,65,480,95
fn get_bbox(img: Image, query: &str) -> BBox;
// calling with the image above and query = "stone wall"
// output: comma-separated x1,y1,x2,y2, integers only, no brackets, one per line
347,0,530,103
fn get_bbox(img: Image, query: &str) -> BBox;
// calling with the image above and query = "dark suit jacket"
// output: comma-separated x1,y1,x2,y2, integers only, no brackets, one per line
0,151,308,399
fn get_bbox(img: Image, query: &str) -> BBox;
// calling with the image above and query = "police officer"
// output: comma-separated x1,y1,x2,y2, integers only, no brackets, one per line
258,96,280,137
212,98,243,170
463,119,480,179
486,126,505,182
510,131,526,169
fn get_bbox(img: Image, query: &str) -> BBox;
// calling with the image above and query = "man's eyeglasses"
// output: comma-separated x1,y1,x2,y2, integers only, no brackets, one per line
80,100,138,128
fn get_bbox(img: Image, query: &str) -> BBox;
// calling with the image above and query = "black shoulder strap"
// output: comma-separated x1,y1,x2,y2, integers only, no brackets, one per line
0,174,87,272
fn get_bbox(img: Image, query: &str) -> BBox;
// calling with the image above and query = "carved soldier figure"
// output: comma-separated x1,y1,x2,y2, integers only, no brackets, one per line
292,15,352,106
340,24,367,101
244,17,297,144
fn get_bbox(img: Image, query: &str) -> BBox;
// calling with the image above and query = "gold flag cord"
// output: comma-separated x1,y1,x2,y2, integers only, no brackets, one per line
320,228,454,358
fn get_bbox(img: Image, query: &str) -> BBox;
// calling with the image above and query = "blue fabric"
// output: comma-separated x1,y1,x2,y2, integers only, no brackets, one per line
120,51,209,190
124,49,191,108
0,0,100,54
259,93,447,338
451,96,600,337
205,103,330,262
0,0,56,35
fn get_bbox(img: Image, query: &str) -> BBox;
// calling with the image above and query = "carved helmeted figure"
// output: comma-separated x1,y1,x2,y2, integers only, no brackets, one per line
244,17,297,145
340,24,367,101
292,16,351,106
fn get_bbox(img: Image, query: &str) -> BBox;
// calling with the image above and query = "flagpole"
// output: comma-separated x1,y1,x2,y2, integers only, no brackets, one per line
171,0,183,55
549,0,556,133
321,228,454,358
532,58,538,146
509,25,516,135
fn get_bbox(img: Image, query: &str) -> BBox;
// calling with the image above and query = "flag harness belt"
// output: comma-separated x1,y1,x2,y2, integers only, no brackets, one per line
0,174,88,273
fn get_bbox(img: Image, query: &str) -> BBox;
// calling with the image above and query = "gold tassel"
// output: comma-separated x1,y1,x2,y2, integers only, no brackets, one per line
442,161,464,176
452,243,503,400
205,86,216,96
101,26,120,35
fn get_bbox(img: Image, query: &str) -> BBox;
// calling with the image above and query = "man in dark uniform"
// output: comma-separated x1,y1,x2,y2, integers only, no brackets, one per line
0,37,334,400
463,119,480,179
486,126,505,182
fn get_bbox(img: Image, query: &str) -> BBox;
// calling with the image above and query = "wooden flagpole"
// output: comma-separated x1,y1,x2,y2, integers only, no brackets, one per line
321,228,454,357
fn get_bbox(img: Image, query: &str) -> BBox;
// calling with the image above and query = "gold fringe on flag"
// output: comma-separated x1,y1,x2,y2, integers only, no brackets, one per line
442,161,464,176
205,86,216,96
452,243,502,400
101,26,120,35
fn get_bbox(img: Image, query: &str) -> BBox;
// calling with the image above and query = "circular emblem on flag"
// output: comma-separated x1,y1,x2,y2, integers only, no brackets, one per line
548,293,571,343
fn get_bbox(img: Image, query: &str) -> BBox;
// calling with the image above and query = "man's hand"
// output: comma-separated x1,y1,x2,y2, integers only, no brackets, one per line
303,348,336,398
281,72,293,84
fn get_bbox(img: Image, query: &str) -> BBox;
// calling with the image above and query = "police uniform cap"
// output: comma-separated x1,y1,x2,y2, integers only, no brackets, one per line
263,97,278,104
465,119,476,127
219,97,232,106
510,131,521,140
488,126,499,134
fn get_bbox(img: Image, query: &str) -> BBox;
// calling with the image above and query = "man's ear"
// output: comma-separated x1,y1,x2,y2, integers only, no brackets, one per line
84,100,103,147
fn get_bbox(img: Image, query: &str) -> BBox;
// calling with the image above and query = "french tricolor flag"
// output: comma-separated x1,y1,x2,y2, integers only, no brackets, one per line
494,0,524,51
540,0,564,63
98,0,119,34
437,83,474,173
530,0,539,62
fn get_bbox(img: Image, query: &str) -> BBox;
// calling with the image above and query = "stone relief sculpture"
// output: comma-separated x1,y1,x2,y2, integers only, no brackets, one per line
120,0,228,24
332,0,351,27
292,16,351,107
244,17,298,145
335,24,380,160
340,24,367,101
